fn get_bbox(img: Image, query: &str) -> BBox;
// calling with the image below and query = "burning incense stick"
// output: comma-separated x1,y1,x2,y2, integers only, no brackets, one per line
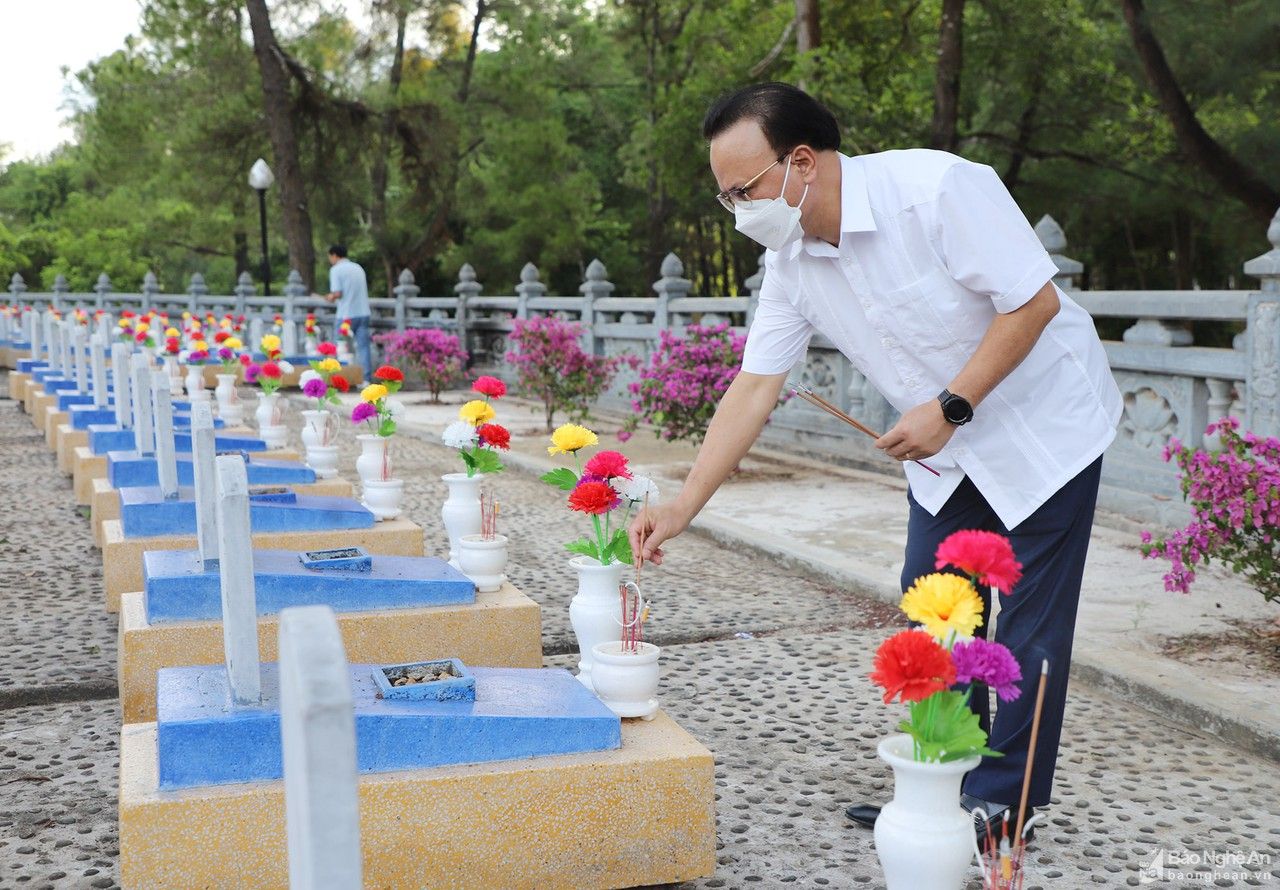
789,385,942,476
634,491,650,582
480,490,500,541
1013,660,1049,856
617,581,647,654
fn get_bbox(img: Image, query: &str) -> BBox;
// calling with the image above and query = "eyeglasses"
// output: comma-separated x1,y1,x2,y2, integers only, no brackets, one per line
715,154,789,212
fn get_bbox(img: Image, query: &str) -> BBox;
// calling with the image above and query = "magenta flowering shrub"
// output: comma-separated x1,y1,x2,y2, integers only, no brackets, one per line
507,315,619,431
1141,417,1280,601
622,323,747,445
374,328,467,402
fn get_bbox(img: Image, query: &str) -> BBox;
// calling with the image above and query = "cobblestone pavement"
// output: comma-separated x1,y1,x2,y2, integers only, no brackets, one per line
2,377,1278,889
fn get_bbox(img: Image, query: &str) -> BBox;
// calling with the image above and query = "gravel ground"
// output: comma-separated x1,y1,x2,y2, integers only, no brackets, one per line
1,375,1278,889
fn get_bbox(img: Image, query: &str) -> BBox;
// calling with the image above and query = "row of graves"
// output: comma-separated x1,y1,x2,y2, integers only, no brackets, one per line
1,307,715,889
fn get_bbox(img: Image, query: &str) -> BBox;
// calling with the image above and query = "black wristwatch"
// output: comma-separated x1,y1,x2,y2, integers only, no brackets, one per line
938,389,974,426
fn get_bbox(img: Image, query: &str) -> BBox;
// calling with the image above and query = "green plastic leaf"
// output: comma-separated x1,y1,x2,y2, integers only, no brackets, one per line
540,467,579,491
472,449,504,475
565,538,600,560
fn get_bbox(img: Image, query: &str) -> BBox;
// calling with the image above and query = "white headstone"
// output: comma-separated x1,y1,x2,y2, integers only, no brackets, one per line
151,371,179,499
41,312,55,366
96,312,113,341
73,327,89,393
279,606,363,890
282,320,298,357
190,401,218,564
249,317,264,352
215,455,261,705
27,311,40,361
129,353,154,455
90,336,109,410
111,343,132,428
58,320,71,375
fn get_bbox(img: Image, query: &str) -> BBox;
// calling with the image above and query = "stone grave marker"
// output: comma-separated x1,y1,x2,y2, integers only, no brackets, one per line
215,454,261,705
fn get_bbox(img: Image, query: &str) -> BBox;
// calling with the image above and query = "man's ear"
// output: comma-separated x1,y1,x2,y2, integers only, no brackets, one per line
791,145,819,182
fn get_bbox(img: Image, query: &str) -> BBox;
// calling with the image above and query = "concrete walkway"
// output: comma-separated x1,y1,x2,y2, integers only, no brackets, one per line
395,390,1280,763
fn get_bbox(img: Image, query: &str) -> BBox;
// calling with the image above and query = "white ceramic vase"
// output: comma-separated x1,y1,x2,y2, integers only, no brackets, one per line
304,335,318,355
440,472,482,569
301,409,334,449
255,392,286,450
361,478,404,521
337,341,352,362
457,534,508,592
164,357,184,396
590,641,660,720
873,734,982,890
356,434,391,483
306,444,339,480
214,373,243,426
568,556,626,691
184,365,205,395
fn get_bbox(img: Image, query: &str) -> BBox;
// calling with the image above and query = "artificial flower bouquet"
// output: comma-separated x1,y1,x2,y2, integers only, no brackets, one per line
442,376,511,477
303,343,348,405
870,530,1024,763
214,332,244,372
351,365,405,437
539,424,659,565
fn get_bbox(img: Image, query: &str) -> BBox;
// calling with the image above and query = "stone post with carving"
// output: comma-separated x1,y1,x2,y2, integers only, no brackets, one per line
1244,207,1280,437
578,260,611,355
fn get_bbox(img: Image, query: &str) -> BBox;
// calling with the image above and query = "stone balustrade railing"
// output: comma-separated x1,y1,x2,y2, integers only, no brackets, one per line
6,205,1280,523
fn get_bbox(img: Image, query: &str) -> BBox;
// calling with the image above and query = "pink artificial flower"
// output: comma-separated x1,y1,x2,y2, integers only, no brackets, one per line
583,450,632,480
934,530,1023,592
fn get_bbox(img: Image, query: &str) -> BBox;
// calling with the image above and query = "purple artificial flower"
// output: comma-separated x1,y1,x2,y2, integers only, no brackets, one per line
950,638,1023,702
302,377,328,399
217,346,234,361
351,401,377,424
244,363,262,384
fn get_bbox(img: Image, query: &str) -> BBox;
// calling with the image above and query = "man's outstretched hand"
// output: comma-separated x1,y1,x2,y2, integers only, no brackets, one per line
627,503,689,567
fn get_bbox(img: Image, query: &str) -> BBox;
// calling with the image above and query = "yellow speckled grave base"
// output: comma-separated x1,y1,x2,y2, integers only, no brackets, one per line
89,476,356,548
9,370,30,400
118,582,542,722
73,445,302,506
43,406,69,445
120,711,716,889
0,347,15,370
28,388,54,422
101,517,425,611
56,423,88,474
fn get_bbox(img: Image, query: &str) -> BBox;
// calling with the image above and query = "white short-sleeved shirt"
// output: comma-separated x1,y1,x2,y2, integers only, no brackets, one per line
742,150,1122,529
329,258,370,320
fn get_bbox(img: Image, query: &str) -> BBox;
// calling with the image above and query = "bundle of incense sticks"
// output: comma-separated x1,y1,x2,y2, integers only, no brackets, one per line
789,384,941,477
618,581,647,654
480,489,500,541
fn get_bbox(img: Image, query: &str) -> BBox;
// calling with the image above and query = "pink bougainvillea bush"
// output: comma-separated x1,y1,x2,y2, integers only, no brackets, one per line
1141,417,1280,602
622,322,748,446
374,328,468,402
507,315,619,431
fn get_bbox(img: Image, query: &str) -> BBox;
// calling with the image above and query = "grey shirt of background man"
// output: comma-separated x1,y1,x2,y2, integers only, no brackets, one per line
329,258,370,319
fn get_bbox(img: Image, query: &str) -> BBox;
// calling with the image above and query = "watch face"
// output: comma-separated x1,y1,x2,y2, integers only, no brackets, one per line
944,397,972,423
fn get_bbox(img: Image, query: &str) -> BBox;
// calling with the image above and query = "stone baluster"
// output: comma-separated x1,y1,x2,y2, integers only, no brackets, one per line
279,605,362,890
94,272,112,311
578,261,612,355
393,268,416,332
234,271,257,318
140,271,159,314
187,272,209,316
8,274,27,316
652,252,691,334
454,264,480,358
515,262,543,321
51,275,68,313
1244,206,1280,437
1034,215,1083,291
1203,378,1235,449
282,270,307,355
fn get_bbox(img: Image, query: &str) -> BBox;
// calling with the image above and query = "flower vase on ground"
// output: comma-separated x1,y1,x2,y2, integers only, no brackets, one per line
184,364,205,396
255,392,287,450
355,434,402,521
301,409,338,479
457,534,508,592
873,734,981,890
568,556,626,691
164,357,183,397
440,473,482,567
590,641,660,719
214,373,243,427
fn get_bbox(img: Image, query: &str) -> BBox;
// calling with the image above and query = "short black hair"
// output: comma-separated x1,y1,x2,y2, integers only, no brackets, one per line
328,243,347,258
702,82,840,155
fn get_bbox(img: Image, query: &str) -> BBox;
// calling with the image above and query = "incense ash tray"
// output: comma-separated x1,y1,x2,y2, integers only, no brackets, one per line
297,547,373,572
247,485,297,504
373,658,476,702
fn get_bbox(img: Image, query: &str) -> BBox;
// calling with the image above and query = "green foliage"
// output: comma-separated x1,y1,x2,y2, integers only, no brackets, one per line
900,690,1003,763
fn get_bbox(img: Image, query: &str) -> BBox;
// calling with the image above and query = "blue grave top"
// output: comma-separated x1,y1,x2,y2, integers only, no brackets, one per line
118,485,374,537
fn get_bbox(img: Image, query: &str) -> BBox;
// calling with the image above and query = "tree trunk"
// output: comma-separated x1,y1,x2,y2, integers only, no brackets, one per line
1120,0,1279,224
928,0,964,153
794,0,820,53
245,0,317,289
371,4,408,297
233,231,251,277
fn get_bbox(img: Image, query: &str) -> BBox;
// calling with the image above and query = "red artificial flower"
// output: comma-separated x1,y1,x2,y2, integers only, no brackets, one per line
135,331,149,343
260,361,282,379
317,341,337,357
583,450,632,480
121,310,136,319
472,376,507,398
165,337,181,354
330,375,350,392
934,530,1023,593
869,629,956,705
239,353,253,366
373,365,404,383
567,481,617,515
213,331,231,344
477,423,511,450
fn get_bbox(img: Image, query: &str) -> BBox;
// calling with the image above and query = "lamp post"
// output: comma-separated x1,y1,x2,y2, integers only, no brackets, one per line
248,158,275,297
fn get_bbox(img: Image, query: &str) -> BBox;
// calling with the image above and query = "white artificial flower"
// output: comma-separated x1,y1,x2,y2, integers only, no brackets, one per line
386,397,406,418
178,350,190,363
442,420,478,450
612,474,660,505
277,359,295,374
298,369,322,388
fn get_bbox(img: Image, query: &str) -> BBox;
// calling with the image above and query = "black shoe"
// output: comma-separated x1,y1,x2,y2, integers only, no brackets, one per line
845,803,881,828
973,806,1036,854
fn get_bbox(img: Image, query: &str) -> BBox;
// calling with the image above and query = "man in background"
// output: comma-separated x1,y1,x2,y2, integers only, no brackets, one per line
320,244,372,378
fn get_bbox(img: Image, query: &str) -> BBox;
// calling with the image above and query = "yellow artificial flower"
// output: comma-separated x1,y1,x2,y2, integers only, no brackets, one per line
192,339,208,352
547,423,598,456
182,311,191,320
219,318,232,329
224,336,242,350
361,383,388,403
164,327,180,338
318,358,341,373
260,334,281,353
459,399,496,426
900,573,984,642
117,319,129,328
135,321,150,332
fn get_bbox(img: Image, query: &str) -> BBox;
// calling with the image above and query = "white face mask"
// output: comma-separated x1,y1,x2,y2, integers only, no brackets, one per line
732,155,809,252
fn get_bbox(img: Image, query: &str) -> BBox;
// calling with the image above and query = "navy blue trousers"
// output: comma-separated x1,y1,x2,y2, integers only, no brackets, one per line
901,456,1102,808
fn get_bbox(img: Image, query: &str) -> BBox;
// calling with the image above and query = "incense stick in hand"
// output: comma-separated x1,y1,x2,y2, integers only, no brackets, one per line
790,385,942,477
